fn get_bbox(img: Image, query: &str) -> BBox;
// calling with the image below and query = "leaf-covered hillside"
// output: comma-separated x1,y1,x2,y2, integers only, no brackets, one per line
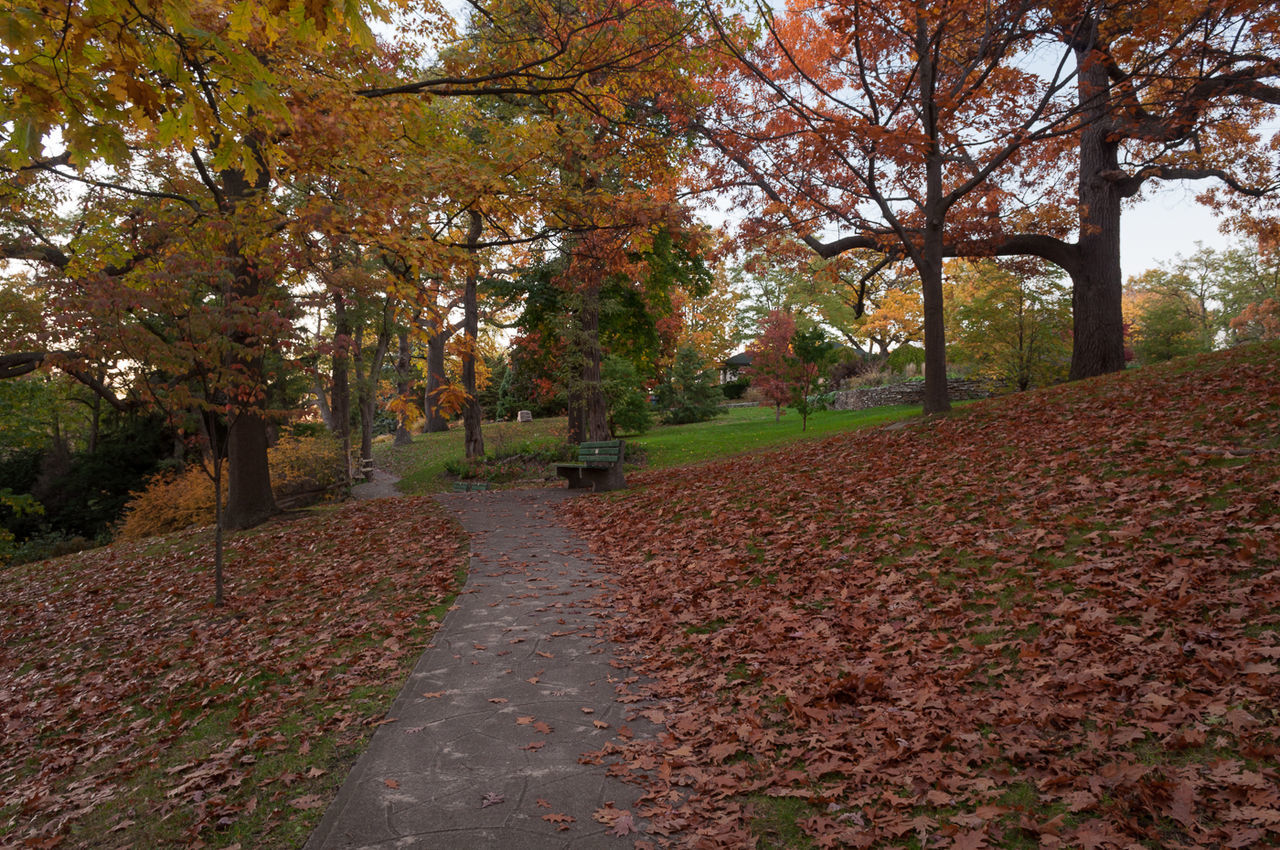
1,497,467,849
563,343,1280,849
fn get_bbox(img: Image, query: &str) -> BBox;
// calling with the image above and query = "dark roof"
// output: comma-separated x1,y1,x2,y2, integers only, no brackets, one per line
724,351,753,367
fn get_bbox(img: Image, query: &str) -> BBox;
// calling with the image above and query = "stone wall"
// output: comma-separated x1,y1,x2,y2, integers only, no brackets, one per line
831,379,995,410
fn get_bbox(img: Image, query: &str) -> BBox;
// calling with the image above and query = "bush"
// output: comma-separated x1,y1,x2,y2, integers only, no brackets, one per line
886,345,925,373
118,433,346,540
721,376,751,400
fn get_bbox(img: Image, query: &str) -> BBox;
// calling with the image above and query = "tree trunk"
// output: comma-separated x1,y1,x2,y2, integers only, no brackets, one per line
1068,23,1128,380
219,155,276,529
394,324,413,446
312,372,335,430
424,329,449,432
567,389,585,444
462,210,485,459
915,17,951,415
353,297,395,476
580,285,611,441
332,293,353,483
224,412,276,530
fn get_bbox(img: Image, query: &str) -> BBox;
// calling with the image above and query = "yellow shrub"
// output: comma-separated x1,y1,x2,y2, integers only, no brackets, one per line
118,433,346,540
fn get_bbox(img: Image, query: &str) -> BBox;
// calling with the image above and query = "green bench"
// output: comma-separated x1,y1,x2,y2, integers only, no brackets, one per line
553,439,626,491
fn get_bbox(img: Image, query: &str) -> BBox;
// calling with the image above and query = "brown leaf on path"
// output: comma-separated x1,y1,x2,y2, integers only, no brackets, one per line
383,778,399,789
422,691,446,699
516,716,535,725
609,811,639,836
521,741,545,751
488,697,508,704
543,812,575,824
533,721,553,734
481,792,505,808
536,798,552,808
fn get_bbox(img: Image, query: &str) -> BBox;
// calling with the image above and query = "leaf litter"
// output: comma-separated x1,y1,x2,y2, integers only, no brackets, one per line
562,344,1280,848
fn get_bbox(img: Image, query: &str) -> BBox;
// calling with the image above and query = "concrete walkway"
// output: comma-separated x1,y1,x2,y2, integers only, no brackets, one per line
306,488,659,849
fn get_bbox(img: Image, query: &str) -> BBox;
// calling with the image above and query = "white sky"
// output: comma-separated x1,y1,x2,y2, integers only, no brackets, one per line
1122,184,1238,280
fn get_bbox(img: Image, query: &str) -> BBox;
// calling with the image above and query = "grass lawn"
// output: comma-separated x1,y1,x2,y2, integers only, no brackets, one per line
379,403,923,493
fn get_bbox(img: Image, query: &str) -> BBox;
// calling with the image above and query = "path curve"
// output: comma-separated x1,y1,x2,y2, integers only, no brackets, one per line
306,488,659,849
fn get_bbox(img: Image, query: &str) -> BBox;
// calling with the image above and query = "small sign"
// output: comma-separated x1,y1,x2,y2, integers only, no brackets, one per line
517,410,532,423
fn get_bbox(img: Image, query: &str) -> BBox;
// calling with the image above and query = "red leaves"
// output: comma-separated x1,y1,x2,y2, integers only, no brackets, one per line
561,344,1280,849
0,496,466,847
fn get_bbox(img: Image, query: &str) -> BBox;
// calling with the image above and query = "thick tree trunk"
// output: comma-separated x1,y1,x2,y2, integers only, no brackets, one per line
567,389,585,444
394,325,413,446
462,211,485,460
918,251,951,415
312,373,335,430
224,411,276,530
219,156,276,529
580,285,611,441
1068,26,1128,380
424,330,449,432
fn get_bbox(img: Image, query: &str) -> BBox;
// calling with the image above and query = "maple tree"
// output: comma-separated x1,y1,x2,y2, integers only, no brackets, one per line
745,309,800,422
0,0,432,529
564,340,1280,848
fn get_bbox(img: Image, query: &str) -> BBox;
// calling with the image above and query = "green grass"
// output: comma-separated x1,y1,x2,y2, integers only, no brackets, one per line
380,404,923,494
627,404,922,470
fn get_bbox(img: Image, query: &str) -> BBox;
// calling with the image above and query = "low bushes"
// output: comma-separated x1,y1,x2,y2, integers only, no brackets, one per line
118,433,346,539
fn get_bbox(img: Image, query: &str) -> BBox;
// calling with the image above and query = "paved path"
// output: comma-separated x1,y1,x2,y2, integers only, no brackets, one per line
306,488,658,849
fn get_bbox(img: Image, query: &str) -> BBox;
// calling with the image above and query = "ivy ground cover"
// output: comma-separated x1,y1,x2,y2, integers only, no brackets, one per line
1,497,468,849
563,343,1280,849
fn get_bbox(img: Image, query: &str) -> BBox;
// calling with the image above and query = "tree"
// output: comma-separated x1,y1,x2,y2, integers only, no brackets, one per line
969,1,1280,379
655,345,722,425
602,355,653,435
746,310,800,422
789,325,835,431
945,259,1072,390
1,0,410,531
702,0,1084,414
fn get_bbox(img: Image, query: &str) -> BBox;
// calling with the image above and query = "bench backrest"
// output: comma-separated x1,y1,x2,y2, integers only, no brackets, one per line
578,439,624,463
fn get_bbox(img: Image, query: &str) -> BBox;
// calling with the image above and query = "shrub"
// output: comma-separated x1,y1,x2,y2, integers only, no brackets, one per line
721,376,751,400
118,433,346,539
886,345,925,373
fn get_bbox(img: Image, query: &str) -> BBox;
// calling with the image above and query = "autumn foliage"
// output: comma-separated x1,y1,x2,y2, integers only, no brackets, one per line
563,342,1280,848
118,433,346,540
1,498,466,847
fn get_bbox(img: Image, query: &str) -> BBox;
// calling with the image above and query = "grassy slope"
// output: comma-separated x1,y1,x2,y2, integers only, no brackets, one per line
381,405,923,493
562,343,1280,849
0,498,468,849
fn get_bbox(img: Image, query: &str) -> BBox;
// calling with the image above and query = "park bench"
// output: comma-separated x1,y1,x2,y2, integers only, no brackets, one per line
554,439,626,491
452,481,490,492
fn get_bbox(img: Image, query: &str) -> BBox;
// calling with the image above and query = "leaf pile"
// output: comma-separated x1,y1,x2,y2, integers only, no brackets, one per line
1,496,467,848
563,343,1280,848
